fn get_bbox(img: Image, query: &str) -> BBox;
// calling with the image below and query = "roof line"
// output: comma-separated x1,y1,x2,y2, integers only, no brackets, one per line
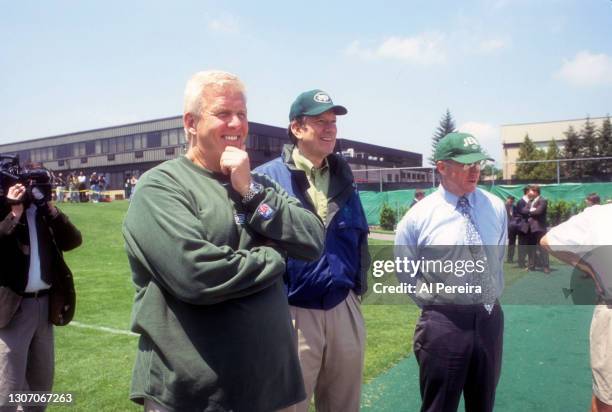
501,114,610,127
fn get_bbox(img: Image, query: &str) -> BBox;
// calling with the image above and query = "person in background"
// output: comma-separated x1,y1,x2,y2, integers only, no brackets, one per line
89,172,99,203
410,189,426,208
505,195,520,264
68,174,79,203
522,184,550,273
129,175,138,198
514,186,530,268
55,172,65,203
586,193,601,208
77,171,87,203
124,175,131,200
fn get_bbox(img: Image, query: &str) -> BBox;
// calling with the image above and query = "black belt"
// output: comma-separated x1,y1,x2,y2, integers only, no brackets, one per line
21,289,50,298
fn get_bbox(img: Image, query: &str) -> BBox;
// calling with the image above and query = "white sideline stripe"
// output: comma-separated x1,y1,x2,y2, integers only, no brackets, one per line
69,321,138,337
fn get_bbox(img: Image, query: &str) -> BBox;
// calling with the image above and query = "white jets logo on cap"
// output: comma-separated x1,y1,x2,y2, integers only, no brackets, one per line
313,92,331,103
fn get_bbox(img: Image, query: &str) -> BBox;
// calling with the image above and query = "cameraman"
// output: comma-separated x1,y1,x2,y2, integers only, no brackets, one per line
0,183,82,410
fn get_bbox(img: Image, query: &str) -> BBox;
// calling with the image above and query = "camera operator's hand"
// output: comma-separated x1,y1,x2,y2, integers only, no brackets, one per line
6,184,25,220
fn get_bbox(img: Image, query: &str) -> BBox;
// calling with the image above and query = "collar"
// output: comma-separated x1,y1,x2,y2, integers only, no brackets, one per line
438,184,478,208
291,147,329,174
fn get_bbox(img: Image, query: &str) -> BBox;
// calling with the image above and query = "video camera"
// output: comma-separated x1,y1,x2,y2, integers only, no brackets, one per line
0,155,53,204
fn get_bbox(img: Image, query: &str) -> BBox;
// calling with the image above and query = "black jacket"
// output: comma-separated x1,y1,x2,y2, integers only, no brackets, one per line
0,203,82,294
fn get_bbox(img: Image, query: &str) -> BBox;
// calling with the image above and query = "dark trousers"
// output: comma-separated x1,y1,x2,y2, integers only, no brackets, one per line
517,232,529,267
414,304,504,412
527,231,549,269
507,227,518,262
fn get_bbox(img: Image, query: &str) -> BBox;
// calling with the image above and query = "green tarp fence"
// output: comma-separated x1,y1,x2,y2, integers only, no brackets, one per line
361,182,612,226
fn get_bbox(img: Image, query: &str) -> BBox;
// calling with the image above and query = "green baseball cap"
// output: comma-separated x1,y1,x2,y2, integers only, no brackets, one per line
289,89,348,120
434,132,494,164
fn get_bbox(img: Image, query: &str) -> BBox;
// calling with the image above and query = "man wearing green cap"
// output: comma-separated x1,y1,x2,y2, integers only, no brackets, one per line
395,132,507,412
256,89,370,412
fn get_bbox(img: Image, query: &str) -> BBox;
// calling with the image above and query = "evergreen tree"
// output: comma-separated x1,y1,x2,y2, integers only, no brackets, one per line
562,125,582,179
515,134,542,179
598,115,612,174
532,139,560,180
580,117,599,177
429,109,457,165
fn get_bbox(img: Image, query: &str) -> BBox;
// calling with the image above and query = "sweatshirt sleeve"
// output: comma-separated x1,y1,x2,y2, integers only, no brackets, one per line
122,173,292,306
243,173,325,262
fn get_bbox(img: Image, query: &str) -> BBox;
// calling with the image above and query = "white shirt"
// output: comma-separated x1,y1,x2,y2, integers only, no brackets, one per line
395,184,507,306
545,204,612,299
24,204,51,293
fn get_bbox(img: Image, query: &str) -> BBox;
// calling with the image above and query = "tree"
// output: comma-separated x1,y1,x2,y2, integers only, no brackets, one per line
515,134,544,180
532,139,560,180
580,117,599,177
598,115,612,174
379,203,396,230
562,125,582,179
429,109,457,165
482,164,503,180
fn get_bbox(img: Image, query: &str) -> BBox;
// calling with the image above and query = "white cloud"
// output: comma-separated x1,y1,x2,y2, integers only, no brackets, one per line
478,38,506,53
345,33,446,65
207,15,240,34
458,121,502,161
555,51,612,87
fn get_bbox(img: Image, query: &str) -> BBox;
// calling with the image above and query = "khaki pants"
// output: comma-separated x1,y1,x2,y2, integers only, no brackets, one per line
591,305,612,405
281,291,365,412
0,296,53,412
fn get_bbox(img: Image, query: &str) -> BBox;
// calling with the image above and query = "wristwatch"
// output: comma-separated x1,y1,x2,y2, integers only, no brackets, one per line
241,181,264,204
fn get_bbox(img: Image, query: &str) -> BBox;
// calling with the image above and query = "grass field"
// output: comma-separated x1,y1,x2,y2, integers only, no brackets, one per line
47,202,417,411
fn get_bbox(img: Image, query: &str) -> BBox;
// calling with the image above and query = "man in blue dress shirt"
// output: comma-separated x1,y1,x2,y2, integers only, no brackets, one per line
395,132,507,412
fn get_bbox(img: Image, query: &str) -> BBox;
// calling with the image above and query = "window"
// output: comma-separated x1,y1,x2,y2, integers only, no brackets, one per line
108,154,115,161
80,157,88,164
125,135,133,151
101,139,109,154
178,129,186,144
147,132,161,148
31,147,54,162
116,136,125,152
57,144,72,159
135,151,143,158
165,147,175,156
58,160,65,166
74,143,86,157
134,134,144,150
169,129,178,146
161,131,168,147
85,141,96,155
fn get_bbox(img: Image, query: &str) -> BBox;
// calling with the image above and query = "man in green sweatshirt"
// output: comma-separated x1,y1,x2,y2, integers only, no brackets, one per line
122,70,325,412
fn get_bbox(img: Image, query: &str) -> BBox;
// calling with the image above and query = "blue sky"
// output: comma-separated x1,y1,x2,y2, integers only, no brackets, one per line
1,0,611,165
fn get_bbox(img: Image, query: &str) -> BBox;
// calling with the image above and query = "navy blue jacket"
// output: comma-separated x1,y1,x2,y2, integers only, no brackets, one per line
255,145,370,310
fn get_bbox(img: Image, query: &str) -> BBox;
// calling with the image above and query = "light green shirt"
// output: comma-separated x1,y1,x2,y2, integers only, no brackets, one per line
292,147,330,222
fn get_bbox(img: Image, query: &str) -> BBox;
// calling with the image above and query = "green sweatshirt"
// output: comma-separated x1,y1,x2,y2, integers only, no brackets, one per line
122,156,324,412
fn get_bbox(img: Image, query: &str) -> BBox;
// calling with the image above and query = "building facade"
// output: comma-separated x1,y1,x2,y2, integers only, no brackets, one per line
501,116,609,179
0,116,422,191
